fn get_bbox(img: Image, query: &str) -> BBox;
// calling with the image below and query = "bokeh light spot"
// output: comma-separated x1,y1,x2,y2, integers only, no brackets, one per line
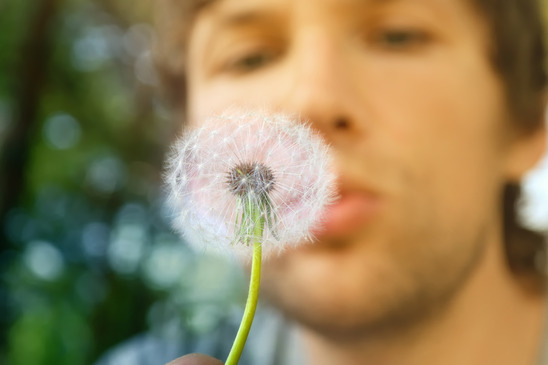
43,113,82,150
82,222,110,257
72,26,116,71
23,241,65,281
107,223,146,275
86,155,125,194
142,235,188,290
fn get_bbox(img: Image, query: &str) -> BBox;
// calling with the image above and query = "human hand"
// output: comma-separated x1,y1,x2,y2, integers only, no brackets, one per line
166,353,224,365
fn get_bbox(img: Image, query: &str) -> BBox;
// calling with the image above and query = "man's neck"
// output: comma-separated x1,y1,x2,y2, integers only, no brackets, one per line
299,238,546,365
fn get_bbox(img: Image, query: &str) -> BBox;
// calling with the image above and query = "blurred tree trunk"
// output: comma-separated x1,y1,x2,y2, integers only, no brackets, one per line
0,0,60,351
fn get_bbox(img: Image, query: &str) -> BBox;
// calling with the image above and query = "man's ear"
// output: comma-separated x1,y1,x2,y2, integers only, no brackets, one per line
504,123,546,182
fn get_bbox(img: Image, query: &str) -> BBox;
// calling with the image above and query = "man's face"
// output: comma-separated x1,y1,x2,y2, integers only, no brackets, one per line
186,0,516,337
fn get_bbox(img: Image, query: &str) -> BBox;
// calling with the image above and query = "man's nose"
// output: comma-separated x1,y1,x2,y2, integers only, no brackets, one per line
281,32,367,139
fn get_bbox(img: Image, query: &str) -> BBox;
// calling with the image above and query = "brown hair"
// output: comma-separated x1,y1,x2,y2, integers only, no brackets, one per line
154,0,547,284
471,0,546,132
469,0,547,287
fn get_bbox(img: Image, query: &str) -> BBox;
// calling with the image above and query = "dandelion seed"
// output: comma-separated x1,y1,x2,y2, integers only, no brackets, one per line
165,109,336,258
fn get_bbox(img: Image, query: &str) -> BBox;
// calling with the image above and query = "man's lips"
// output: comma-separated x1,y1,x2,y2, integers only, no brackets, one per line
312,192,381,239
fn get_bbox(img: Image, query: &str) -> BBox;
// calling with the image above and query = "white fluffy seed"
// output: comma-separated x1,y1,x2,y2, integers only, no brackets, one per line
164,110,337,258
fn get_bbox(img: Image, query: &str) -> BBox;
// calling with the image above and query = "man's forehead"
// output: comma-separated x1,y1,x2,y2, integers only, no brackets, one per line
190,0,466,24
193,0,423,7
197,0,405,13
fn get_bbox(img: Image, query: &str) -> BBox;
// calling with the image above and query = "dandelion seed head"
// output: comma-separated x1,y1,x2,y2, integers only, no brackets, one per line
227,162,276,197
164,110,336,258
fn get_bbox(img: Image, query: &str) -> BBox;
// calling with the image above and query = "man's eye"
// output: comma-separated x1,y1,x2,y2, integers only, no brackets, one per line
224,50,278,73
372,29,430,50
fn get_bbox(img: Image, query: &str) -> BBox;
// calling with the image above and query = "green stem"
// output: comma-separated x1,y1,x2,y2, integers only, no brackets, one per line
225,216,264,365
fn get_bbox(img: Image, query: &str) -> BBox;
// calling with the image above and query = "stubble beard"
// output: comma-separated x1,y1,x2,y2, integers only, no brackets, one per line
260,226,488,344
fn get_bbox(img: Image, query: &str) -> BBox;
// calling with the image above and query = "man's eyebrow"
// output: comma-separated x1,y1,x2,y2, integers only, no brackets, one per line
216,9,277,28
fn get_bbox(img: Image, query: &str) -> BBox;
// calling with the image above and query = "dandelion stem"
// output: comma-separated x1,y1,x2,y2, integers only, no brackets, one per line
225,208,264,365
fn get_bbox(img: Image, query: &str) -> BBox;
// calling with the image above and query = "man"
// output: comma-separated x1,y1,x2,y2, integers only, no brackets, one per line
104,0,548,364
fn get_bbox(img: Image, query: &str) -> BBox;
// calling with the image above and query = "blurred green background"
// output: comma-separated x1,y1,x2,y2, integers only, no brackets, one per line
0,1,245,364
1,1,547,365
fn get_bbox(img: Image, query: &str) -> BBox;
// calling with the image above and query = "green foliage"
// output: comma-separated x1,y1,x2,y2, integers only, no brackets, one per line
0,1,245,364
6,302,91,365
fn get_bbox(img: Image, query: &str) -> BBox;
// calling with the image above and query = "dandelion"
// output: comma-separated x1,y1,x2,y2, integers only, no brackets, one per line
165,110,335,257
164,110,336,364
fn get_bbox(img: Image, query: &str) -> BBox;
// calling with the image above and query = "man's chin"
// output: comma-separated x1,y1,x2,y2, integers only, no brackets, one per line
260,242,466,344
260,242,385,337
